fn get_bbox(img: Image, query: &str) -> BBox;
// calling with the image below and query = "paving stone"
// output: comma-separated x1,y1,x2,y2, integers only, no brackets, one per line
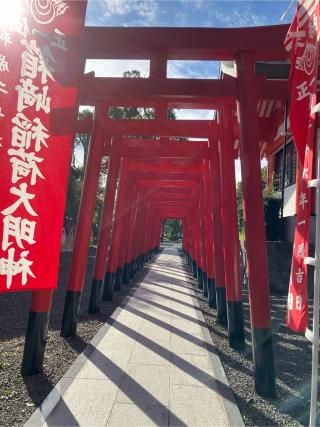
75,348,131,383
171,318,203,336
27,246,235,427
116,364,170,406
107,403,169,426
45,379,118,427
130,340,171,366
96,328,138,350
169,384,230,427
170,353,216,388
171,333,208,356
138,322,172,341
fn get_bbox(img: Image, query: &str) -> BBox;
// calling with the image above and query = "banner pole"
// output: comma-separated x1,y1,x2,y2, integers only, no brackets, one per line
308,127,320,427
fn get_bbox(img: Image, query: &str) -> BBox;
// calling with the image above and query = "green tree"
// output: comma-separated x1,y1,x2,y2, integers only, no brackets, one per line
64,108,93,230
236,180,244,239
163,220,182,241
109,70,176,121
236,165,280,241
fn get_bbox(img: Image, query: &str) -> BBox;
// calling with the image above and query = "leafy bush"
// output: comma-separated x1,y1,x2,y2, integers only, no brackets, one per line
237,166,280,241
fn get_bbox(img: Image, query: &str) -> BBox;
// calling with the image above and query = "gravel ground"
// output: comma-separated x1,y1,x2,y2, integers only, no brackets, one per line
188,267,318,426
0,246,318,426
0,249,147,427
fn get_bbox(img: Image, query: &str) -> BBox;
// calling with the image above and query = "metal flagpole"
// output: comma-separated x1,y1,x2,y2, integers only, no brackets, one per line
305,126,320,427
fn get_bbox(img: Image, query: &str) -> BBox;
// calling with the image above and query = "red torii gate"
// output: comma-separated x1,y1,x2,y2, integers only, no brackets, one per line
21,23,292,400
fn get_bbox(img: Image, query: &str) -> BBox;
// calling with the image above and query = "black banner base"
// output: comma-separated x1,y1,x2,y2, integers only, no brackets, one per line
21,311,50,375
252,327,276,397
88,279,103,314
227,301,245,350
60,290,81,337
216,286,228,325
130,260,135,278
102,271,116,301
207,278,216,309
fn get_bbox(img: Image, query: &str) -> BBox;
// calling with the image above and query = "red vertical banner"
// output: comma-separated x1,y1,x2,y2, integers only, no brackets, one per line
285,0,319,332
287,145,314,332
0,0,87,292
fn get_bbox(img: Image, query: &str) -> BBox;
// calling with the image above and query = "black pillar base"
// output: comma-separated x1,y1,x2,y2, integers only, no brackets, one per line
203,271,208,297
192,261,197,278
123,263,131,284
207,278,216,309
102,271,116,301
130,260,135,278
114,266,124,291
227,301,245,350
61,290,81,337
21,311,50,375
197,267,203,289
216,286,228,325
88,279,103,314
252,327,276,397
134,257,139,272
137,256,142,270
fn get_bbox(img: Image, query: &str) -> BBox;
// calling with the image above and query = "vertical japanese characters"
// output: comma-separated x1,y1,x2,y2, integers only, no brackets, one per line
285,0,320,332
0,1,70,290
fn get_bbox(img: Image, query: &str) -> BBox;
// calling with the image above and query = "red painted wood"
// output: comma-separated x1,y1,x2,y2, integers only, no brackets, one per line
93,137,121,280
84,25,289,61
236,52,272,329
67,105,106,292
219,107,242,302
210,140,226,289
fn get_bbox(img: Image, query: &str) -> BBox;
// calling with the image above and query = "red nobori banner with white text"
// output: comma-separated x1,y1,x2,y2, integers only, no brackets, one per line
286,144,314,332
284,0,319,332
0,0,87,292
285,0,320,163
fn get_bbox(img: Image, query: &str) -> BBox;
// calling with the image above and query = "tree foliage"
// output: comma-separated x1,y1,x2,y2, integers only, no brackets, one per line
236,165,280,241
163,220,182,241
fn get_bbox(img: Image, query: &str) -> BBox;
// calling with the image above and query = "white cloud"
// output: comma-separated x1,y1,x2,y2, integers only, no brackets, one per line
85,59,150,77
211,7,269,28
174,109,215,120
102,0,158,23
167,60,219,79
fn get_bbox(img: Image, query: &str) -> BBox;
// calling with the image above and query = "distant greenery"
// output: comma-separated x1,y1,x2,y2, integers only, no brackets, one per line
237,166,280,241
163,220,182,241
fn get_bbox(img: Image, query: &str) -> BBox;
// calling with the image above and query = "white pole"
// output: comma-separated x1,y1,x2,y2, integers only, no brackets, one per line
307,128,320,427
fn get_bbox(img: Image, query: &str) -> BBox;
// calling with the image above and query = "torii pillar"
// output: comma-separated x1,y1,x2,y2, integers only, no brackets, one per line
88,136,121,313
236,52,276,397
61,104,106,337
219,106,245,350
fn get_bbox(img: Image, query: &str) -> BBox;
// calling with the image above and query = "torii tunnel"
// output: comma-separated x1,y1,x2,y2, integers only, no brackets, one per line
22,24,291,399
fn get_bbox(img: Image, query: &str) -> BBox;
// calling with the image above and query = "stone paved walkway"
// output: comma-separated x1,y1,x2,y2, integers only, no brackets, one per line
26,245,243,427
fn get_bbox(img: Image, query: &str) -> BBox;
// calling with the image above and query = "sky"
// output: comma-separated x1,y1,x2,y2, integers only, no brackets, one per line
82,0,295,180
85,0,294,28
